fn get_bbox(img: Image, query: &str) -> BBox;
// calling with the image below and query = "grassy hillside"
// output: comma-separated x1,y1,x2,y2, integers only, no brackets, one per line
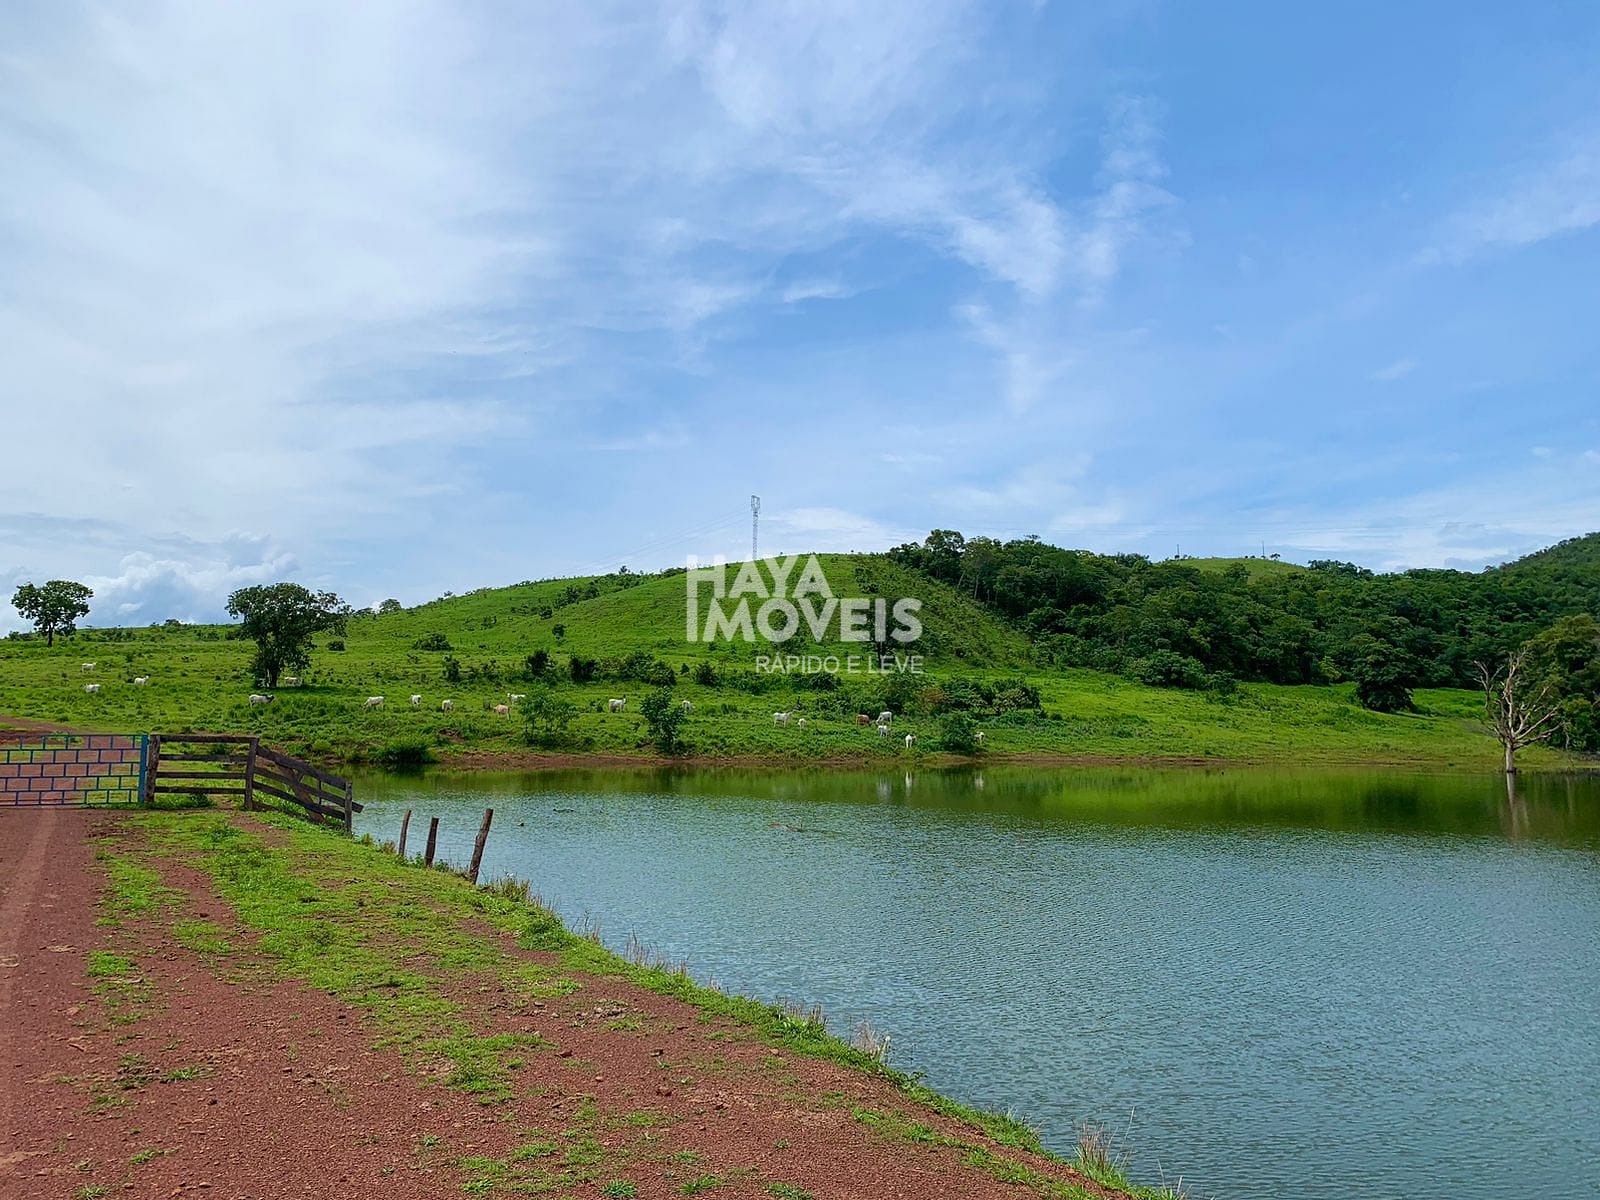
1184,556,1308,581
0,553,1572,772
381,556,1031,669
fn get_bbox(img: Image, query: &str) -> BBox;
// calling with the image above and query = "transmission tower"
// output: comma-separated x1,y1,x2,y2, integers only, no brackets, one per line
751,495,761,561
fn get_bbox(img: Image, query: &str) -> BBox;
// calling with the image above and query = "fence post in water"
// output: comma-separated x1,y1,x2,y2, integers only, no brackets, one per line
397,809,412,858
243,737,259,812
423,816,440,867
343,780,355,834
468,808,494,884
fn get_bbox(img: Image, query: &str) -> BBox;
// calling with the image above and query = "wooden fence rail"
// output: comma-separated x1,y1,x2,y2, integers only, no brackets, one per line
146,734,360,830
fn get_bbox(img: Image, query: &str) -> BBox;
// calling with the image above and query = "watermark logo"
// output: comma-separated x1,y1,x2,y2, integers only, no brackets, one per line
685,555,923,674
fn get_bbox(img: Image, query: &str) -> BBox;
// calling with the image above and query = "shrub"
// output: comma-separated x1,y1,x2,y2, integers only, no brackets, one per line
326,639,346,652
442,655,463,684
569,656,598,684
525,649,551,679
413,632,452,652
1128,650,1208,689
523,687,580,748
692,660,718,687
938,711,979,754
613,651,675,687
639,687,688,755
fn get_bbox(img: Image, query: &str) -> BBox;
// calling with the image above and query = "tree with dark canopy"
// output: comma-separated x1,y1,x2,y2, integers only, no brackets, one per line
226,583,350,688
11,580,93,646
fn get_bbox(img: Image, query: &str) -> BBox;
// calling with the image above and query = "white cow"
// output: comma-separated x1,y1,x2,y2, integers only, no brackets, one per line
81,663,96,673
904,733,916,749
607,698,626,713
877,710,893,725
283,676,301,687
440,699,455,712
681,700,694,712
796,717,807,729
975,731,986,744
493,703,510,716
249,693,273,705
83,683,101,694
132,677,149,687
773,711,791,726
410,694,423,706
363,696,385,709
508,693,526,702
877,723,890,737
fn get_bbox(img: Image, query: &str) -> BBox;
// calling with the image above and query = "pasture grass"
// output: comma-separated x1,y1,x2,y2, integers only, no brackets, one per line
0,554,1560,770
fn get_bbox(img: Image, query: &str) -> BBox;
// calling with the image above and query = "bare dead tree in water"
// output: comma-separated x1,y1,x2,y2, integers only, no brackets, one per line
1476,647,1564,774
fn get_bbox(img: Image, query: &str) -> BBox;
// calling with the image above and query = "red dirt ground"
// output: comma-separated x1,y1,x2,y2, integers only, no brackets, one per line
0,808,1126,1200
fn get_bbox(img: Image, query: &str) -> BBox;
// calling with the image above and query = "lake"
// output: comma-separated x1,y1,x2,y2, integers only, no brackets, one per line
351,765,1600,1200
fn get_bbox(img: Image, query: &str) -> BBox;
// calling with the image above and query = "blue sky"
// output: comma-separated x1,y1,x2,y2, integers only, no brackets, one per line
2,1,1597,629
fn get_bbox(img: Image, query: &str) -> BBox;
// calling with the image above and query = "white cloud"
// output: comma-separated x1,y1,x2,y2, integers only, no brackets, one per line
5,1,1129,619
780,279,852,304
1372,357,1417,382
770,506,908,551
1424,139,1600,262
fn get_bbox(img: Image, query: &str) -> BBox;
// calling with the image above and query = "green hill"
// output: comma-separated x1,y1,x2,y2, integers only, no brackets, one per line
1500,531,1600,573
363,554,1030,670
1,542,1592,772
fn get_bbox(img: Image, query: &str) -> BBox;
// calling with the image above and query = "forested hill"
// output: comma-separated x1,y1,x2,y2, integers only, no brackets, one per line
886,530,1600,690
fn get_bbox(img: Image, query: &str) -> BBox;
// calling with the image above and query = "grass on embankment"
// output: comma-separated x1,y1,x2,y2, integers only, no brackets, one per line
90,808,1179,1200
0,553,1570,771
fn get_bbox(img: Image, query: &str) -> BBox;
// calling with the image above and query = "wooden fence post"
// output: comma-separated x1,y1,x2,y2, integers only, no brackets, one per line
468,808,494,884
343,780,355,834
243,737,259,812
423,817,440,867
143,732,161,809
143,735,161,807
397,809,412,858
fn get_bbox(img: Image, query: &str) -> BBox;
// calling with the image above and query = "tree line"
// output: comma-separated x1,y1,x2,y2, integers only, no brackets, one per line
888,530,1600,747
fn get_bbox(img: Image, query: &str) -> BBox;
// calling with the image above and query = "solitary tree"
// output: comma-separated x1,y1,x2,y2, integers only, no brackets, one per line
11,580,93,646
226,583,350,689
1476,646,1564,774
378,598,402,615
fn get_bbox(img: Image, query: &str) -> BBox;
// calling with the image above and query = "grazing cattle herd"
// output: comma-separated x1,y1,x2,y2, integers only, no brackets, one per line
57,669,991,751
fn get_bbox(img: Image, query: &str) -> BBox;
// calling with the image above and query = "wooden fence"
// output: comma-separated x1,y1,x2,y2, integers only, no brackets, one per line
145,733,360,830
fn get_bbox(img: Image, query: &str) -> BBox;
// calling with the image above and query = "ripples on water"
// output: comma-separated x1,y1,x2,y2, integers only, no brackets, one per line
354,767,1600,1200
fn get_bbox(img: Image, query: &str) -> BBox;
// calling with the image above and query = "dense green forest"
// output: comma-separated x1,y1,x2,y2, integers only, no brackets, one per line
888,530,1600,745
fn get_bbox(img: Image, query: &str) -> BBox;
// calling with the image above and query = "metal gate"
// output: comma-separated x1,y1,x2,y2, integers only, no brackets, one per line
0,732,147,807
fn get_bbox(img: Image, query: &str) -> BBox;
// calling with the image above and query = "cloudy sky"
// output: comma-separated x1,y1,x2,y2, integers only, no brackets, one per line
3,1,1598,629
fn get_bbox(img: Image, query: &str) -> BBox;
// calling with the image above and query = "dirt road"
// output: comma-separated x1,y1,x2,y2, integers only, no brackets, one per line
0,808,1131,1200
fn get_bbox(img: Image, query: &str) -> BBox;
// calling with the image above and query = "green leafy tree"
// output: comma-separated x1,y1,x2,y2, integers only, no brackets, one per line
938,710,979,754
1523,615,1600,752
378,598,402,614
11,580,93,646
226,583,350,688
1351,639,1416,713
639,687,687,755
523,686,579,748
442,655,463,684
525,649,552,679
